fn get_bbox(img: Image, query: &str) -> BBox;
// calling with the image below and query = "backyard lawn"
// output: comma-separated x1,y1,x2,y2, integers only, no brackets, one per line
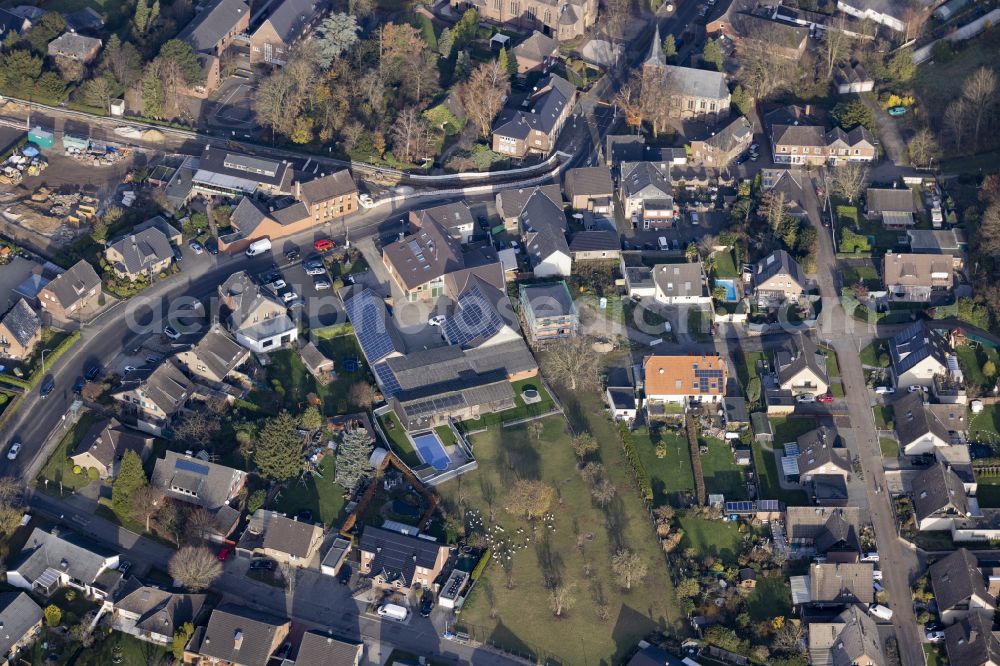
447,390,683,665
735,350,765,391
879,437,899,459
746,575,792,622
75,631,171,666
377,411,421,468
267,334,370,416
840,262,881,290
971,404,1000,443
821,348,844,397
272,456,348,527
633,426,695,506
454,378,556,432
860,340,888,367
678,515,743,564
769,417,818,446
874,405,893,430
955,343,999,393
752,443,809,506
974,477,1000,508
699,437,749,500
712,249,739,278
35,412,104,497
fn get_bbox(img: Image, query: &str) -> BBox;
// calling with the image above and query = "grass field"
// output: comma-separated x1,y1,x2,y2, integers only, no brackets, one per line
971,404,1000,443
633,427,695,506
840,262,881,290
713,250,739,278
879,437,899,459
678,515,743,564
267,334,368,415
700,437,749,500
746,575,791,622
874,405,893,429
454,378,556,432
860,340,887,367
735,350,765,391
974,477,1000,508
448,390,683,664
377,411,422,467
752,443,810,506
770,417,818,446
272,456,347,527
35,412,104,497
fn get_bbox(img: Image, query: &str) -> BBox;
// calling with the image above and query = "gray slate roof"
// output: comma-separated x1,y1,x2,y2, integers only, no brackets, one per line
256,0,322,44
43,260,100,310
829,605,885,666
621,161,671,200
893,391,952,449
944,612,1000,666
0,298,40,348
494,75,575,137
297,170,356,204
569,230,619,253
809,562,874,604
178,0,250,53
497,184,563,220
796,426,849,475
931,548,994,614
382,218,465,290
113,580,206,638
565,166,614,197
13,527,114,585
72,417,151,471
755,249,806,287
652,262,706,300
248,510,323,559
0,592,42,658
108,226,173,276
152,450,245,510
867,187,918,214
521,282,576,319
290,630,363,666
178,325,248,380
701,116,753,153
47,32,101,59
358,527,445,587
115,362,193,418
774,334,829,388
912,461,968,522
194,604,287,666
513,30,559,62
772,123,826,147
655,64,729,100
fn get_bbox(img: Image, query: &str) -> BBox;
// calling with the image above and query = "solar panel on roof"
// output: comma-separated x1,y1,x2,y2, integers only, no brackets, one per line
223,153,279,177
758,499,780,512
444,284,504,347
374,363,401,399
345,290,399,363
175,458,209,476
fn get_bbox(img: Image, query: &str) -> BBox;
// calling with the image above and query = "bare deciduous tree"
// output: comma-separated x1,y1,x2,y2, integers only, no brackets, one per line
541,337,601,391
944,99,969,152
504,479,555,520
614,76,644,133
347,382,376,409
906,127,939,168
0,477,23,536
390,108,433,163
548,582,576,616
460,59,510,138
821,17,852,79
830,161,869,204
591,479,617,507
962,66,997,144
131,485,163,532
611,548,647,590
185,507,218,544
738,35,793,102
169,546,222,591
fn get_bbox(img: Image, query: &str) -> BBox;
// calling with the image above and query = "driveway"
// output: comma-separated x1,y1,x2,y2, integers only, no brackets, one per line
860,93,908,167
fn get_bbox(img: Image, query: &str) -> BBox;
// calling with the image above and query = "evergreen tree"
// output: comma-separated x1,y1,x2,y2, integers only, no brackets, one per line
335,429,375,490
438,27,454,58
701,39,723,71
662,33,676,61
141,70,164,118
254,412,305,481
730,84,752,115
499,47,517,78
133,0,150,34
112,450,147,516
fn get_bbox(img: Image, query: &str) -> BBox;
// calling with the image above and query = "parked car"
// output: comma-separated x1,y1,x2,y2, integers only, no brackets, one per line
72,377,86,394
419,595,435,617
926,630,944,643
269,279,287,291
189,241,204,255
217,546,233,561
908,385,927,393
816,393,834,403
313,278,331,290
119,561,132,575
7,439,21,460
205,239,219,255
874,386,895,395
40,378,54,399
281,291,298,303
305,266,326,276
84,364,101,381
314,238,334,252
163,325,181,340
250,558,275,571
173,247,183,261
338,566,351,585
303,256,324,270
428,315,446,327
284,248,300,261
796,393,816,403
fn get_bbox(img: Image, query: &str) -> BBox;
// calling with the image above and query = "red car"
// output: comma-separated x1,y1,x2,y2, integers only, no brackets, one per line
314,238,334,252
817,393,835,403
218,546,233,561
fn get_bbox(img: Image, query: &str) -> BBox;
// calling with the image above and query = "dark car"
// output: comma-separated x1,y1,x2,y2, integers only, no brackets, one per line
419,595,434,617
84,364,101,381
295,509,313,523
40,378,54,398
338,565,351,585
173,247,183,261
284,248,300,261
303,256,324,270
72,377,86,394
205,239,219,255
250,558,276,571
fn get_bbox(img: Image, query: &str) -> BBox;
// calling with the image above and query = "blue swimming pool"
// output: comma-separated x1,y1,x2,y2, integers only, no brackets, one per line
411,432,451,471
716,278,738,302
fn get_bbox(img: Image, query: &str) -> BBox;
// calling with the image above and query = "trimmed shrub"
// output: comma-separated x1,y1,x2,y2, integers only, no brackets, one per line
471,548,491,580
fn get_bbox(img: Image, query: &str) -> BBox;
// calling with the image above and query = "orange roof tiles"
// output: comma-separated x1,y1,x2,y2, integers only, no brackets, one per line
644,354,727,397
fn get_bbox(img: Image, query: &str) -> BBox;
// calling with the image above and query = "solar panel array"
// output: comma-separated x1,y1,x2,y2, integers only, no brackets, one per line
784,443,800,456
444,284,504,347
175,458,209,476
725,501,754,514
758,499,780,512
693,363,725,394
344,290,399,363
374,363,401,399
403,393,467,418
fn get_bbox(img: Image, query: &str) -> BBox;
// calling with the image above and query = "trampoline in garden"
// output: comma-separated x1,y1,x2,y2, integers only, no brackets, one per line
411,431,451,471
342,357,358,371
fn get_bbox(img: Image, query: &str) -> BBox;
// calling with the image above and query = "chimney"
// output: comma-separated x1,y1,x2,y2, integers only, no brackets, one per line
295,181,301,199
234,630,243,650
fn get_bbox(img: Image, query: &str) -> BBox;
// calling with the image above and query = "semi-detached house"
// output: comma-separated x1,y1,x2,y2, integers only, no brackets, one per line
492,75,576,158
176,0,250,97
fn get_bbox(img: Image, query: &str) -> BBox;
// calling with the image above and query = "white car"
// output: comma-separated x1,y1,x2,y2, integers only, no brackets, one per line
874,386,895,395
926,630,945,643
313,278,331,290
359,194,375,209
281,291,298,303
796,393,815,403
305,266,326,276
428,315,447,327
123,365,137,374
7,441,21,460
908,385,927,393
163,325,181,340
270,279,287,290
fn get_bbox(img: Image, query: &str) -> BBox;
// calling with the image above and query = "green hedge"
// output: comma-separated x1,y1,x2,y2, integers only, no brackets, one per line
471,548,491,581
618,423,654,502
0,375,30,390
0,393,23,431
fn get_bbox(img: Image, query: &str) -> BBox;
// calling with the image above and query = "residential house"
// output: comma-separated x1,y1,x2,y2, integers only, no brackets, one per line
0,592,42,666
105,227,174,280
70,418,153,480
866,187,919,229
184,604,290,666
519,281,578,342
760,169,808,216
382,218,467,301
64,7,104,32
785,506,862,562
944,613,1000,666
643,354,727,405
808,605,886,666
796,426,850,483
913,461,969,531
495,184,563,233
512,31,560,75
492,75,576,158
889,321,952,390
38,259,101,320
642,31,731,120
604,134,647,166
894,391,952,455
219,270,298,352
835,62,874,93
809,562,875,606
707,9,808,60
192,145,293,198
174,325,250,385
111,581,206,647
569,230,620,260
651,262,710,305
249,0,326,65
908,229,967,257
7,528,119,599
688,116,753,166
286,631,363,666
177,0,251,96
409,202,476,244
0,299,40,360
771,124,876,166
47,32,101,62
151,450,247,511
0,9,30,38
112,363,193,428
237,510,324,566
836,0,930,33
620,161,675,229
753,249,807,306
883,251,953,302
294,170,358,222
134,215,183,245
931,548,996,626
623,265,656,299
564,166,614,213
341,287,406,365
453,0,597,41
358,527,450,593
519,189,571,278
773,335,830,397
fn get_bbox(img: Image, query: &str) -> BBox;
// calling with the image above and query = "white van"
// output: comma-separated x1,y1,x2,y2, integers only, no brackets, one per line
869,604,893,621
690,212,700,225
245,238,272,257
377,603,409,621
658,237,669,250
